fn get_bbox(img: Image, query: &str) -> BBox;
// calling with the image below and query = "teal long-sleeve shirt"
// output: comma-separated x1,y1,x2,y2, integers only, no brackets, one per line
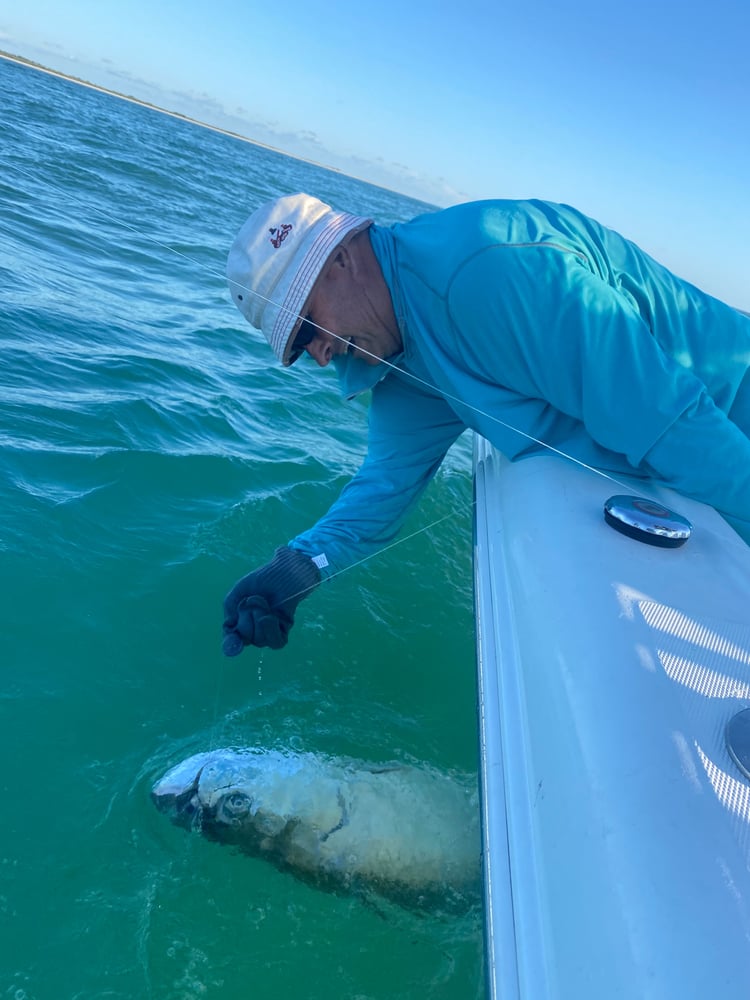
292,200,750,576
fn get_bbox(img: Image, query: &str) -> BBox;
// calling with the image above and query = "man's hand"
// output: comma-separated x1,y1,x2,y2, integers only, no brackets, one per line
222,547,321,656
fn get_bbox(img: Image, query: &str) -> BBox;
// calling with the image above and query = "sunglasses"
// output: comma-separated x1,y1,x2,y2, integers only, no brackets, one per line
291,316,317,357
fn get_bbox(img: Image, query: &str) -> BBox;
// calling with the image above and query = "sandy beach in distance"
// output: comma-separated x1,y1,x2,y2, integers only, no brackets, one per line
0,49,339,173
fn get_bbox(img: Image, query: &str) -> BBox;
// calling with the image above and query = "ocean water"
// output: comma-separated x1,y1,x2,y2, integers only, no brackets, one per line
0,57,482,999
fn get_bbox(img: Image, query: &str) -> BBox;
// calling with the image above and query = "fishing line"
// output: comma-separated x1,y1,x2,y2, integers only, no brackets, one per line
5,103,661,755
283,503,471,607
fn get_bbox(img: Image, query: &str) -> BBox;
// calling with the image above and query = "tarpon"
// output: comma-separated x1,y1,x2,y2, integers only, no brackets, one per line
152,747,480,907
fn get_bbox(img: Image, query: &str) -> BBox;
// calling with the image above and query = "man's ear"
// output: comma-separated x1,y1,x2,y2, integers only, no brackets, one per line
320,244,354,288
330,244,352,271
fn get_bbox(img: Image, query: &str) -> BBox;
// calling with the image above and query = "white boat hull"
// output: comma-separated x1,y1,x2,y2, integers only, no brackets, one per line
473,438,750,999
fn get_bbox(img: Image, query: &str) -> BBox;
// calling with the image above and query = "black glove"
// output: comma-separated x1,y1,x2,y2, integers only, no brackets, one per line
222,546,321,656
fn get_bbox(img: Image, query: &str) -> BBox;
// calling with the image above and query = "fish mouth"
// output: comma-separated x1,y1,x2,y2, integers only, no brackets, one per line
151,766,206,827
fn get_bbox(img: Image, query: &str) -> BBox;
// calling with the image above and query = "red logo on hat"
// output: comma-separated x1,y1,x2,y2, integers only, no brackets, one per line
269,224,293,249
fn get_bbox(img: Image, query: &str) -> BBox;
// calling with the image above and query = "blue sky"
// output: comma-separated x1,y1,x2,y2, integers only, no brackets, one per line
2,0,748,307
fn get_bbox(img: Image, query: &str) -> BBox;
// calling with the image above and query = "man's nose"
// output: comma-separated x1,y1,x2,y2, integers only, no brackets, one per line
306,333,334,367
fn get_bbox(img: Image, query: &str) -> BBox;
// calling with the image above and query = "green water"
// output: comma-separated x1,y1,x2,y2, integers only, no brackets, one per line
0,57,483,998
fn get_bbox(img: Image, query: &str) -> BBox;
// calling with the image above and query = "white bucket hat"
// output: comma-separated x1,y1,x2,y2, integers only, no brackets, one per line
226,193,372,366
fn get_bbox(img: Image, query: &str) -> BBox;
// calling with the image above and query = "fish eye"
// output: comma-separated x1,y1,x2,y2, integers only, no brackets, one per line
218,792,250,822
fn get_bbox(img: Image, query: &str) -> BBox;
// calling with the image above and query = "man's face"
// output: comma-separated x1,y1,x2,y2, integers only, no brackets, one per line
290,245,401,368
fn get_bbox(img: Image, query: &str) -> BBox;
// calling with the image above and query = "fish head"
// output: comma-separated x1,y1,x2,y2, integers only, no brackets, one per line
151,748,294,844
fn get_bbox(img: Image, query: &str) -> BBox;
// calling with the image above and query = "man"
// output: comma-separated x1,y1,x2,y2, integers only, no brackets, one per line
222,193,750,656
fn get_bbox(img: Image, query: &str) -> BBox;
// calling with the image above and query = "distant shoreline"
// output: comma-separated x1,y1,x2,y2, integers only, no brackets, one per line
0,49,342,175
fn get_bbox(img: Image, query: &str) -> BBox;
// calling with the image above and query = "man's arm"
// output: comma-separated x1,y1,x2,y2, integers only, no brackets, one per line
290,370,466,576
222,371,465,653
